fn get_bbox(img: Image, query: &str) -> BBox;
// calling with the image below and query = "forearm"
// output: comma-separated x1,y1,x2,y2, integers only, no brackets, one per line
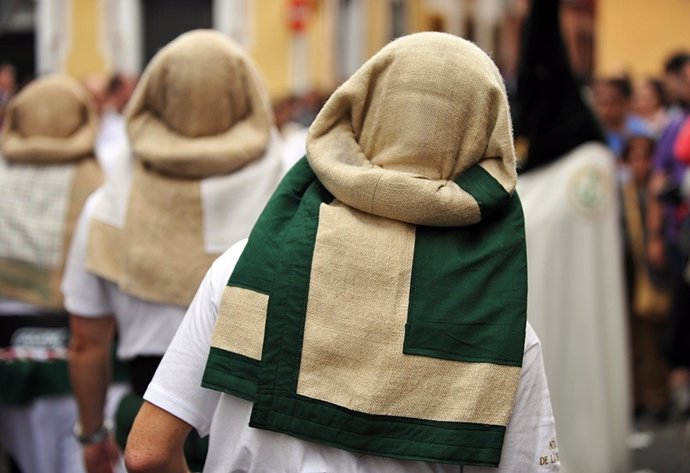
125,402,192,473
69,315,115,434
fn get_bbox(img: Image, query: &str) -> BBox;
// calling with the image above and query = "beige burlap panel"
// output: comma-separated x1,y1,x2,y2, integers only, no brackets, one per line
0,258,63,309
119,161,214,307
211,286,268,361
297,200,520,426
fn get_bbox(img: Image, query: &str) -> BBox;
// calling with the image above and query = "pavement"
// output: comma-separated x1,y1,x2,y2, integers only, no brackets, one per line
631,415,690,473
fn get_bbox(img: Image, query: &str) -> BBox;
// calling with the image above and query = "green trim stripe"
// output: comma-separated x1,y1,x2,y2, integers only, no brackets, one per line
455,164,512,218
204,157,324,401
227,157,317,291
202,347,260,402
253,180,330,396
250,394,506,467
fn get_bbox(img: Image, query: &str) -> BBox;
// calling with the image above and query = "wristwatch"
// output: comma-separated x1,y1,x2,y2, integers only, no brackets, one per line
73,421,111,445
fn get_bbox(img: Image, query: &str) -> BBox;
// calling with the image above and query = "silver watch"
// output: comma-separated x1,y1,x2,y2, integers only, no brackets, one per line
73,421,111,445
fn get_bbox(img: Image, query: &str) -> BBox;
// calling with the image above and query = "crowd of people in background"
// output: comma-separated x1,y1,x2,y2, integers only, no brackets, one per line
593,52,690,424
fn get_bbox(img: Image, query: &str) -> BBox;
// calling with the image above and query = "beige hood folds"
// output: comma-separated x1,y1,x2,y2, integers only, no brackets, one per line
0,74,102,309
307,32,516,226
87,30,282,308
1,74,98,163
125,29,273,178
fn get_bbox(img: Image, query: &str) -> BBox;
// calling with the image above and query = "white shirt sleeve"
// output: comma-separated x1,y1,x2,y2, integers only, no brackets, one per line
61,191,113,317
478,323,560,473
143,240,248,437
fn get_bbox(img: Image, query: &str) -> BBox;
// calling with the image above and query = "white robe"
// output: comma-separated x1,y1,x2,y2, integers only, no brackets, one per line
516,142,631,473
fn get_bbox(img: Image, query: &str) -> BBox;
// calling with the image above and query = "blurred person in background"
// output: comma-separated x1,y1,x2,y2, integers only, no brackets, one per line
512,0,631,471
647,52,690,417
0,74,103,473
593,76,649,157
273,95,308,171
634,78,670,138
62,29,284,473
125,31,559,473
0,63,16,128
94,74,137,178
619,133,672,423
82,73,109,116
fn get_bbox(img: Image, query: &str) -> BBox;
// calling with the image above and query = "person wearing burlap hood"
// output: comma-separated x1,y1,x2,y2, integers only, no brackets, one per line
125,32,559,473
0,75,102,473
61,30,283,473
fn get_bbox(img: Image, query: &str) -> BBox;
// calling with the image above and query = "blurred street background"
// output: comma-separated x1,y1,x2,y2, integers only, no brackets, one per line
2,1,690,472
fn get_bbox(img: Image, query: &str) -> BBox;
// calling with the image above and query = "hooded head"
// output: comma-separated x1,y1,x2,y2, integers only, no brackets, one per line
0,74,98,163
511,0,605,173
307,32,517,226
125,29,273,178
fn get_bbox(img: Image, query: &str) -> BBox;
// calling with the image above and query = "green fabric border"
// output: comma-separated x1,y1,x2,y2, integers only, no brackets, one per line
227,157,316,292
404,165,527,366
201,347,260,402
207,159,520,466
203,157,321,399
252,179,330,395
0,360,71,405
250,394,505,467
455,164,512,218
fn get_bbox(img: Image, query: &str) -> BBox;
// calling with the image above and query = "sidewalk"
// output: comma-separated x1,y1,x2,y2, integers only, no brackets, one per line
631,416,690,473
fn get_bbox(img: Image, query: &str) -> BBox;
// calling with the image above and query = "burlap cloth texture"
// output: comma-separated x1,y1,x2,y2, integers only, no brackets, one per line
205,32,528,467
86,29,282,308
0,74,102,309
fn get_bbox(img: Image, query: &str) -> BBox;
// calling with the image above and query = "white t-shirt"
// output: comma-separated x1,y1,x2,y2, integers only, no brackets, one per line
61,192,186,360
146,240,561,473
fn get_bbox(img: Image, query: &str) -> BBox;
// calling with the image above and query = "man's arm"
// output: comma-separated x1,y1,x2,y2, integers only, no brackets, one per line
68,314,119,473
124,401,192,473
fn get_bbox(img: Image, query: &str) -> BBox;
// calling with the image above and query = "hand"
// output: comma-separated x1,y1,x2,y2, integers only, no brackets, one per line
647,237,666,270
82,435,120,473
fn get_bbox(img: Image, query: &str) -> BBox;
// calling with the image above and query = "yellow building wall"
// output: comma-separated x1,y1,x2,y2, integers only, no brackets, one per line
307,1,336,94
249,1,293,100
64,0,108,79
366,0,389,59
596,0,690,77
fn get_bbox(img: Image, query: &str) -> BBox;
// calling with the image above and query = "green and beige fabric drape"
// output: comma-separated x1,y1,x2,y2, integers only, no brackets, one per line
204,32,527,467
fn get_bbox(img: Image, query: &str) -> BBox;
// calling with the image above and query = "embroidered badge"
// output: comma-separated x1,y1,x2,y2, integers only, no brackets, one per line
567,165,610,217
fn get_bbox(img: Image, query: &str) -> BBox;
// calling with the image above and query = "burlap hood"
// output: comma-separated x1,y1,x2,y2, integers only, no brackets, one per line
307,32,517,226
125,29,273,178
1,74,98,163
87,30,282,308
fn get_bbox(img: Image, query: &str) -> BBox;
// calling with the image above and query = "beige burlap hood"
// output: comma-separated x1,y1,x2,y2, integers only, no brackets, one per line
307,31,517,226
1,74,98,163
125,29,273,178
86,30,282,308
0,74,102,309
